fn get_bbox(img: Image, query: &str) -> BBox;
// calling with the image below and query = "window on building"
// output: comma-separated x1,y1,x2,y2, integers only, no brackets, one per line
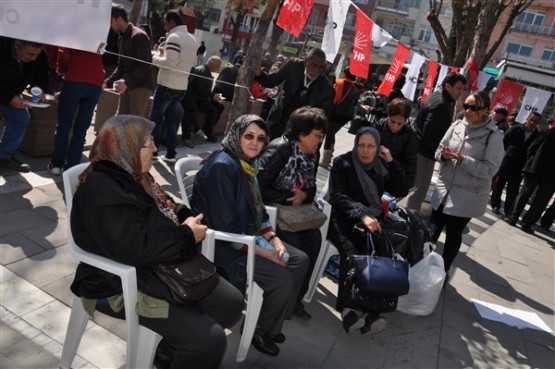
541,47,555,62
352,0,368,4
505,42,533,57
284,33,300,43
385,22,413,39
418,25,437,44
517,10,546,27
206,9,221,23
345,12,356,30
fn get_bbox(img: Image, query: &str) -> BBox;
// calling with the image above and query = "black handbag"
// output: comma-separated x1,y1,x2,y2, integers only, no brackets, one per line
352,230,409,297
153,253,219,305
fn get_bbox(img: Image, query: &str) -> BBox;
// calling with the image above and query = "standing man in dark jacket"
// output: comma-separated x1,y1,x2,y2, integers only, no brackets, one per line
0,37,47,173
406,73,467,213
508,123,555,233
104,4,153,117
181,56,224,144
492,105,509,133
255,48,335,139
490,112,540,215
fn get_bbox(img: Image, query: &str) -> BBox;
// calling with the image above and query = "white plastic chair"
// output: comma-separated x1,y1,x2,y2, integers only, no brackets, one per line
175,157,272,362
60,163,162,369
303,178,338,303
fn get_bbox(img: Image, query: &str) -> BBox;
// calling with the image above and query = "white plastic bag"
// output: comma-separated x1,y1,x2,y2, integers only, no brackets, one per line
397,245,446,316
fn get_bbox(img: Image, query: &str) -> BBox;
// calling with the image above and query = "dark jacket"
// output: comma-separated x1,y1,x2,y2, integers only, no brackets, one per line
0,37,48,105
256,58,335,121
186,64,214,101
213,65,238,101
522,128,555,181
258,137,319,204
499,124,539,174
327,152,409,257
105,24,153,90
191,150,271,293
70,161,197,300
333,79,359,117
375,118,418,188
413,88,456,160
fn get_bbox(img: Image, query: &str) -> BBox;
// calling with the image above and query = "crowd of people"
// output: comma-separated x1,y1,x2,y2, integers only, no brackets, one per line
1,4,554,368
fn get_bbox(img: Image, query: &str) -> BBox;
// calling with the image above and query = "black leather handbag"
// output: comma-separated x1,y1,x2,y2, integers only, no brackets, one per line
154,253,219,305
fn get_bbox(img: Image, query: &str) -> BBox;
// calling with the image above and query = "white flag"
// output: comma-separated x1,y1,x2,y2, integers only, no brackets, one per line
477,71,491,91
372,23,393,48
321,0,352,62
401,53,426,101
0,0,111,54
434,64,449,91
516,87,552,123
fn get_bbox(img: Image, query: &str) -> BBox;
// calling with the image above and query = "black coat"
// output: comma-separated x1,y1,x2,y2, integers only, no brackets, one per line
413,88,456,160
522,128,555,181
327,152,409,257
186,64,214,101
499,124,539,173
70,161,197,300
258,137,319,204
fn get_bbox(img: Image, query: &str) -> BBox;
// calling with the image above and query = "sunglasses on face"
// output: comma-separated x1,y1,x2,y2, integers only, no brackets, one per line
243,133,267,143
462,103,481,112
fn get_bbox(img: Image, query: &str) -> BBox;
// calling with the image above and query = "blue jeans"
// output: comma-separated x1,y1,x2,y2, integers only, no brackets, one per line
277,227,322,302
51,81,101,168
0,100,30,159
150,85,186,158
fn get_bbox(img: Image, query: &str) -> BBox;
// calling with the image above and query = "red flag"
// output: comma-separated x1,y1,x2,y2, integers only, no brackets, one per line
490,79,525,113
466,60,480,92
276,0,314,38
421,61,439,104
449,67,459,73
350,10,372,79
376,43,410,96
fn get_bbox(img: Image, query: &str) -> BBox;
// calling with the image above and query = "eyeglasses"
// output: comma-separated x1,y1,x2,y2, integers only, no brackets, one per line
462,103,481,112
243,133,267,144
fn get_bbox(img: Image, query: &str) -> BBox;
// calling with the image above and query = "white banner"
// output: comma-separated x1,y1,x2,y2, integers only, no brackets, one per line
321,0,352,62
477,71,491,91
401,52,425,101
371,22,393,48
434,64,449,91
0,0,111,53
516,87,552,123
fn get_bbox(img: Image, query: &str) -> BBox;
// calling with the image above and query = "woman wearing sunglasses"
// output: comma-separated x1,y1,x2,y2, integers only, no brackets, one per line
431,91,504,276
258,107,328,320
191,115,309,357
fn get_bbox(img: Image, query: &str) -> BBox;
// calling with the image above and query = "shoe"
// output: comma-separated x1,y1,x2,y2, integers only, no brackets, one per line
195,130,207,140
540,224,552,232
183,139,195,148
504,216,517,226
0,157,30,173
46,162,61,175
360,315,386,336
342,309,365,334
293,302,311,320
252,333,280,356
206,135,218,143
491,206,500,215
160,155,176,163
521,224,534,234
269,333,286,343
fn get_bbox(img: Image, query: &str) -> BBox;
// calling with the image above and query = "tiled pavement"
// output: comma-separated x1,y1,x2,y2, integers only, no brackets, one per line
1,125,554,368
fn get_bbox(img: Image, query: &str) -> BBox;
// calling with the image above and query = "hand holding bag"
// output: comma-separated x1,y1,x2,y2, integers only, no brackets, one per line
353,230,409,297
154,253,219,305
275,202,327,232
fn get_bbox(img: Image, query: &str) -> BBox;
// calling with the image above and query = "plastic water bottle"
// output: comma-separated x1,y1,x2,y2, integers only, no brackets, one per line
281,252,290,262
389,198,397,211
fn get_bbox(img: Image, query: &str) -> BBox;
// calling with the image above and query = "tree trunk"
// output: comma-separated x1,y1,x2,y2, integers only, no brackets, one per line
226,0,281,133
129,0,143,24
267,1,284,58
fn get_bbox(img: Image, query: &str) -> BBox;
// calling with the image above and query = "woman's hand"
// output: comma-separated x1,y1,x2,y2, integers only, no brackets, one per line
361,215,381,233
183,214,207,243
286,188,307,205
441,146,463,161
379,145,393,163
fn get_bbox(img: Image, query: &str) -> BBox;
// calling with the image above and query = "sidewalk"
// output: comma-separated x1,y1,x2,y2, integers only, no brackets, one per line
1,126,554,368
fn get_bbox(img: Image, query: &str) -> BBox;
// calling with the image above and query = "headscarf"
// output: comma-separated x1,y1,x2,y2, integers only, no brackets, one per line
352,127,387,217
221,114,269,232
274,139,317,191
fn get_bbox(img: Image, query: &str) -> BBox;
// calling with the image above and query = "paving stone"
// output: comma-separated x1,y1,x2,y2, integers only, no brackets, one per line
41,273,76,308
76,325,126,369
2,336,60,369
18,220,67,250
33,200,68,221
22,300,75,344
0,353,22,368
0,207,56,236
0,276,54,316
0,232,46,265
383,327,441,368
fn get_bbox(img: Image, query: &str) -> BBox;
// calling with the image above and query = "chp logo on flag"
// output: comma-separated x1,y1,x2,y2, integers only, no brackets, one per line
353,30,369,62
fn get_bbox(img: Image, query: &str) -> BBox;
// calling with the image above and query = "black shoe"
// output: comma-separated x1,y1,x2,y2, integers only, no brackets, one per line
540,224,552,232
252,333,280,356
360,315,386,336
293,302,311,320
0,157,30,173
492,206,500,215
521,224,534,234
206,134,218,143
504,216,517,226
342,310,365,334
269,333,286,343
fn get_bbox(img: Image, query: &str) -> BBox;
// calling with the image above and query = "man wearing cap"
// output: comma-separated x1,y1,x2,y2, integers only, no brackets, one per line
492,105,509,132
490,112,540,215
507,110,518,127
